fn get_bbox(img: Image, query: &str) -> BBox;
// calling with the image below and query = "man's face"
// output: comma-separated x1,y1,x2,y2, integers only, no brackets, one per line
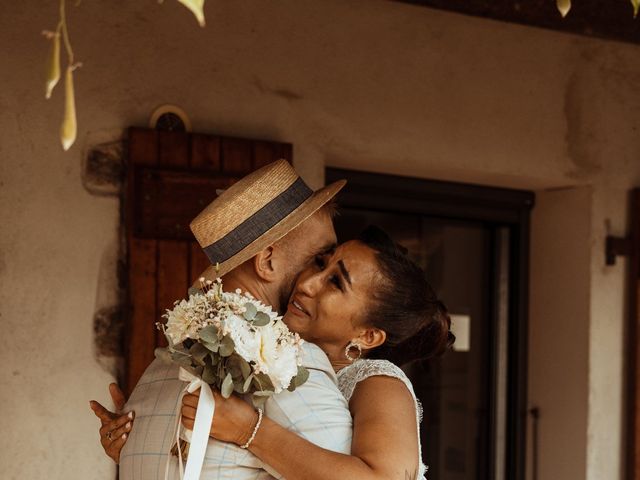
275,210,337,311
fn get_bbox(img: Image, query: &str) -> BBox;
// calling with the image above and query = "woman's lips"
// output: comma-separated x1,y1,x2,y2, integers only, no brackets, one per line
288,297,310,317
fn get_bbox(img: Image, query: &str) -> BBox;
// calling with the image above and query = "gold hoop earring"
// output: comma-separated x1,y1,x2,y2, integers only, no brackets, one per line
344,341,362,362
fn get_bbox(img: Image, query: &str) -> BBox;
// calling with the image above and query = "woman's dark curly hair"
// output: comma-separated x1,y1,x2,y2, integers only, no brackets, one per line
357,226,455,364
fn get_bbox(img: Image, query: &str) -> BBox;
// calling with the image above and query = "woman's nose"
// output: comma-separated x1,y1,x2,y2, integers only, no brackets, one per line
298,271,323,297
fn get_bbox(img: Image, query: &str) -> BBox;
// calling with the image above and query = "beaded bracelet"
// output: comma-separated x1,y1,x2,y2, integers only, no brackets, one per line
240,408,263,449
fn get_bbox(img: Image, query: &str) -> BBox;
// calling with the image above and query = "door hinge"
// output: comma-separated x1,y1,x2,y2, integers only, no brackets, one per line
606,235,631,266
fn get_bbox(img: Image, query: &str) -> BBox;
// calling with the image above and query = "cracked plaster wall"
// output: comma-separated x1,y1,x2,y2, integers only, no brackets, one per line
1,1,640,479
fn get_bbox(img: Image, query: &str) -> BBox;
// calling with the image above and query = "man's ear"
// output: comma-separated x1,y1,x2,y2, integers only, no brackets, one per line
357,327,387,351
252,246,277,282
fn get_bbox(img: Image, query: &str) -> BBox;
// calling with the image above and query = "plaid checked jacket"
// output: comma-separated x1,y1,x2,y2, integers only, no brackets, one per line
119,342,353,479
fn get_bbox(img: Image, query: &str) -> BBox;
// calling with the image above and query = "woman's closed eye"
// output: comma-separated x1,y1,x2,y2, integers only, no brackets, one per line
329,274,344,291
315,255,344,292
314,254,327,269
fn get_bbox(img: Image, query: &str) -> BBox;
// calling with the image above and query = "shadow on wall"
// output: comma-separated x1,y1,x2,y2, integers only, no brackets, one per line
85,133,128,379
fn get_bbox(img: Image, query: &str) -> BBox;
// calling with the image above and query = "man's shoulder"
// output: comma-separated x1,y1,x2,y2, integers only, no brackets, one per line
299,342,336,378
266,343,350,420
264,344,352,455
125,358,182,413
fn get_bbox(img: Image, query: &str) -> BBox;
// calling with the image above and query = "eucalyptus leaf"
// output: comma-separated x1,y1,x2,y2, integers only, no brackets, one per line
253,390,274,397
199,325,219,343
202,364,216,384
189,342,209,363
243,374,254,393
243,303,257,321
253,373,275,391
221,373,234,398
233,378,245,393
219,336,235,357
226,355,242,378
209,353,219,365
252,395,268,410
252,312,271,327
239,357,251,379
172,345,190,355
171,351,193,367
202,340,219,353
293,366,310,388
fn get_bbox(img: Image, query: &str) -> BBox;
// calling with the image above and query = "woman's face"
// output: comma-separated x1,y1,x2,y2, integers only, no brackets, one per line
283,240,385,361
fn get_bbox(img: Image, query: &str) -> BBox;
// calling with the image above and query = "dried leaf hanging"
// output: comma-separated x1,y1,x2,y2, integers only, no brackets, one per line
60,66,77,151
44,24,62,99
177,0,206,27
557,0,571,17
632,0,640,18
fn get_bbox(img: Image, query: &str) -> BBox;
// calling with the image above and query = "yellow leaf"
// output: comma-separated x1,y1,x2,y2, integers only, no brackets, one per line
177,0,206,27
557,0,571,17
60,66,77,151
632,0,640,18
44,25,61,99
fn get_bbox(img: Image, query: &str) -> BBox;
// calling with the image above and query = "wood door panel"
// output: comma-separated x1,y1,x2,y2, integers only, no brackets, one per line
155,131,190,350
132,165,238,240
253,140,292,168
159,131,189,167
125,128,159,394
126,238,158,394
221,138,253,174
191,134,221,171
156,241,189,348
190,242,212,284
124,127,292,394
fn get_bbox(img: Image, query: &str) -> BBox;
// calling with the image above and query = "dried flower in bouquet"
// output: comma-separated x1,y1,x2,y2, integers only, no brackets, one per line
156,277,309,410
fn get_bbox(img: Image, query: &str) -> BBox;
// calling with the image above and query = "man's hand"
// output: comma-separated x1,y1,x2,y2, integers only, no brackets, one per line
90,383,134,464
181,388,258,447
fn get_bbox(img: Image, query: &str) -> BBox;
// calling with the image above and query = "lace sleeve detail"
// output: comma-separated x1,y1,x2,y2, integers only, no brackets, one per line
337,360,413,403
337,359,428,479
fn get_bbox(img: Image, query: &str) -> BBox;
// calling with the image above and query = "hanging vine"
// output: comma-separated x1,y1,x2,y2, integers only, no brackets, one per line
43,0,637,151
43,0,206,151
556,0,640,18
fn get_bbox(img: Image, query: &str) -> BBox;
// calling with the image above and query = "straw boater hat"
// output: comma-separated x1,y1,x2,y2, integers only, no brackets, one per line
190,159,346,281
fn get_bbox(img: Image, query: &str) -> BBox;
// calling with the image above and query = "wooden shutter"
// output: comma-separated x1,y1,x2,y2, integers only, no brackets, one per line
124,127,292,395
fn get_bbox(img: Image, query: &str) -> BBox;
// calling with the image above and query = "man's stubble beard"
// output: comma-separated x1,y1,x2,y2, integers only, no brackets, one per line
277,269,298,316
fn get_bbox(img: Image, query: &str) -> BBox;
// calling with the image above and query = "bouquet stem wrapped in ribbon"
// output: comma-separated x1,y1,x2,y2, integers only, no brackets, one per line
155,278,309,480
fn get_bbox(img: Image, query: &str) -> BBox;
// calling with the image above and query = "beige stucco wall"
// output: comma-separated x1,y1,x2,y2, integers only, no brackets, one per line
529,187,592,480
2,1,639,479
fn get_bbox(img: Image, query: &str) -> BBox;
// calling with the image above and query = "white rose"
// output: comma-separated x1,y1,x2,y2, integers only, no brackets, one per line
260,329,299,392
225,313,300,392
226,314,262,364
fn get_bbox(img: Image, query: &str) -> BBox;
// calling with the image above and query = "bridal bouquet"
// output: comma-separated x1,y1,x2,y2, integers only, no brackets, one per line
154,278,308,478
155,277,309,409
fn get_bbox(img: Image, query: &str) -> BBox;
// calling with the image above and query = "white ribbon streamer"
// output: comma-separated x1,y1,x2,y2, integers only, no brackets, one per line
164,367,216,480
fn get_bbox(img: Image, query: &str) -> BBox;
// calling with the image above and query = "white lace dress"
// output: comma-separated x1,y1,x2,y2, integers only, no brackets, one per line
336,359,427,480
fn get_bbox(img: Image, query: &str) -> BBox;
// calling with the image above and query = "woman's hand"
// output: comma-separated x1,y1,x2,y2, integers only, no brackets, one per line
181,388,259,447
89,383,134,464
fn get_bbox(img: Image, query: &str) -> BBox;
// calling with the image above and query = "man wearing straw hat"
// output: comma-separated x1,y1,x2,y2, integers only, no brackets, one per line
91,160,352,479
